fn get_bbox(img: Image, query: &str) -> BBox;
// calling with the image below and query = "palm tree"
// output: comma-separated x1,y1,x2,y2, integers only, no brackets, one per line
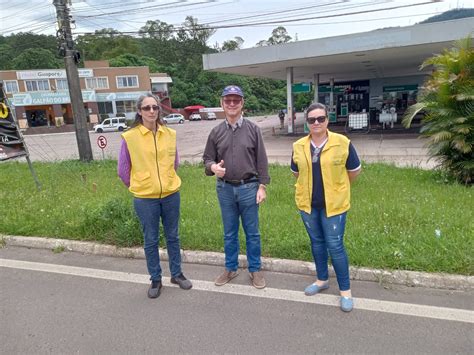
403,36,474,184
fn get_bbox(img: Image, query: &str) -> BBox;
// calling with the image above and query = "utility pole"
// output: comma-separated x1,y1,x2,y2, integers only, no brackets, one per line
53,0,93,162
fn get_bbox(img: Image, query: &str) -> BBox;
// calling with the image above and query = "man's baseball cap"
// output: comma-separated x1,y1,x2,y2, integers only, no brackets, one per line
221,85,244,97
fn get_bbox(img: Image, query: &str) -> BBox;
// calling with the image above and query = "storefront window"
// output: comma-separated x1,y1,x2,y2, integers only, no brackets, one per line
382,85,418,112
116,100,136,114
318,80,370,117
97,101,114,115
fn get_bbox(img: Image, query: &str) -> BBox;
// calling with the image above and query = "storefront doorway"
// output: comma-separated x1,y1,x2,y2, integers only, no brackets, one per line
26,109,48,127
318,80,370,121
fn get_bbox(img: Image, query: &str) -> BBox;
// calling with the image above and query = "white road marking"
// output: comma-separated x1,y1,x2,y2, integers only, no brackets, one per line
1,258,472,324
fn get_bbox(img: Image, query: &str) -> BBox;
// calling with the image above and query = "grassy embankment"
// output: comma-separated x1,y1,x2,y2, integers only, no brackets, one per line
1,160,472,275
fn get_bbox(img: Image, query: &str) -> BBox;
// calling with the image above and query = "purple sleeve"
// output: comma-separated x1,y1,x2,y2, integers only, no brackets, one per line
175,146,180,170
117,139,131,187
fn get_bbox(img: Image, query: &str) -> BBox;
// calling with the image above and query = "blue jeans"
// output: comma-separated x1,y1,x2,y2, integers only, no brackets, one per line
216,180,261,272
134,192,182,281
300,209,350,291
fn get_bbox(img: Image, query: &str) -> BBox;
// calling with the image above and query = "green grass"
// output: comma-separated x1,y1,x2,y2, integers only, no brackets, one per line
0,160,472,275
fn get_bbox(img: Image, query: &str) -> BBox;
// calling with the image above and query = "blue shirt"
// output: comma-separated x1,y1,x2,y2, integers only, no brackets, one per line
291,142,360,210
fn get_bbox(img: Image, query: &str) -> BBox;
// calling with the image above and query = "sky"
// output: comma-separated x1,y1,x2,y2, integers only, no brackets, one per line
0,0,471,48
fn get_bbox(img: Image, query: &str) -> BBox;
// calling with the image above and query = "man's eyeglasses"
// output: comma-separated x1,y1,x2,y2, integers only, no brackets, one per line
223,98,242,105
307,115,327,124
141,105,160,112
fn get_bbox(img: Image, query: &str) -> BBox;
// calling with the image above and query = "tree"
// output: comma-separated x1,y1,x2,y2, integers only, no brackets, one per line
267,26,292,45
109,54,162,73
255,26,292,47
403,36,474,184
76,29,140,61
221,37,244,52
138,20,174,41
178,16,216,45
12,48,61,69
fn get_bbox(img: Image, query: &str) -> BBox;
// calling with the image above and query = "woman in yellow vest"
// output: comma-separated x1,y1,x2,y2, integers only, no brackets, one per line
291,103,361,312
118,93,192,298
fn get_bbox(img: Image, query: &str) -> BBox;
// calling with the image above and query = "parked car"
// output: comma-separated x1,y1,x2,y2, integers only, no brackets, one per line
163,113,185,124
203,112,217,120
189,112,202,121
93,117,127,133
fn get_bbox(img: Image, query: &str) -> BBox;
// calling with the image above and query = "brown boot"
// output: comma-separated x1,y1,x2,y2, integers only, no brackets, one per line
250,271,266,289
214,270,239,286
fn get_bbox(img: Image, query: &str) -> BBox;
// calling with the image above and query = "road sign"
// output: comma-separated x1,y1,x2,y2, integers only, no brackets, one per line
96,135,107,149
292,83,311,93
96,135,107,160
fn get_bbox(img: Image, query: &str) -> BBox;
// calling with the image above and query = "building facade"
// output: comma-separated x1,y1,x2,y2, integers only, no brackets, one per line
0,60,172,129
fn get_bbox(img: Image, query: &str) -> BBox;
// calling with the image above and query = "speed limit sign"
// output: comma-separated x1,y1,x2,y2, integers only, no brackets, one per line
97,135,107,149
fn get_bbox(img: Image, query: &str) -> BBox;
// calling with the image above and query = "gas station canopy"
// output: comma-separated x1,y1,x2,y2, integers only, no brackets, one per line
203,17,473,83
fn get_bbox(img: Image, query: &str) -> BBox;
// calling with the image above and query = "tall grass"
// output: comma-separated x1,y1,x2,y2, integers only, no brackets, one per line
1,160,472,275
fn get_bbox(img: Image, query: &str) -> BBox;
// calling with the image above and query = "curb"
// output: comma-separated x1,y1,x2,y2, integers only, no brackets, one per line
2,235,472,291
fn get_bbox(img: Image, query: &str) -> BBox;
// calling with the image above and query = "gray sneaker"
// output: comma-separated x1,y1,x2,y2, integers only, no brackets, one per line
170,273,193,290
148,280,162,298
214,270,239,286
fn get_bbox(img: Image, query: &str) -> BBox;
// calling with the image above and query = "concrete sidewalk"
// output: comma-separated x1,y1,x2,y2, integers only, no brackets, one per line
2,235,472,291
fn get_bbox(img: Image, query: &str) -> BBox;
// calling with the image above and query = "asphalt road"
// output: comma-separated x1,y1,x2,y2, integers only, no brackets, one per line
1,246,472,354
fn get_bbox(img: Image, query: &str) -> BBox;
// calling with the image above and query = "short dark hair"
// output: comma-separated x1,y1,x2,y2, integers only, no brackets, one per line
305,102,328,120
131,93,164,128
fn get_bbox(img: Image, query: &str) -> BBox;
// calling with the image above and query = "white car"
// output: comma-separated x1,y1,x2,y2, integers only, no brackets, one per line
189,112,202,121
203,112,216,120
93,117,127,133
163,113,185,124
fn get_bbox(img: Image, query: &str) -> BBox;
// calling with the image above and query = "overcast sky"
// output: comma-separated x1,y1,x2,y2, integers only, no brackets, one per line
0,0,471,48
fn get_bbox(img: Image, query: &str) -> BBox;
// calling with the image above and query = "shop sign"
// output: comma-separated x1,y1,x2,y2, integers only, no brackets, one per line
0,84,27,161
12,90,95,106
318,84,369,93
78,69,93,77
319,85,348,93
383,85,418,92
292,83,311,93
95,91,149,102
16,69,93,80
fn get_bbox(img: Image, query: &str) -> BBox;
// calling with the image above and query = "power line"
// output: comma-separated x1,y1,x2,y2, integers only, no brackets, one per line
73,1,440,36
75,0,211,18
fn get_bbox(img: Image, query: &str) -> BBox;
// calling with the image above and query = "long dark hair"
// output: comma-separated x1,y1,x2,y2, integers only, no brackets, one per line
131,93,164,128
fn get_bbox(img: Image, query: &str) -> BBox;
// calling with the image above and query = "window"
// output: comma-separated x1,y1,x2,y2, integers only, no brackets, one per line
151,83,167,92
97,101,113,115
116,76,138,88
25,79,50,91
116,100,136,113
55,79,69,91
4,80,19,93
85,77,109,90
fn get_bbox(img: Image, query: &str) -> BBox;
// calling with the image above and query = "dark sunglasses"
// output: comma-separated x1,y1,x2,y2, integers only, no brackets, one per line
307,115,327,124
141,105,160,112
223,98,242,105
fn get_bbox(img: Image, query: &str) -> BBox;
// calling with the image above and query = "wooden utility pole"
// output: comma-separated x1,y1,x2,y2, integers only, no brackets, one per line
53,0,93,161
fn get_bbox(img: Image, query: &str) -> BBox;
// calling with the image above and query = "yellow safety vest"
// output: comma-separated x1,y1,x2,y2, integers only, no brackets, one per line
292,130,351,217
122,124,181,198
